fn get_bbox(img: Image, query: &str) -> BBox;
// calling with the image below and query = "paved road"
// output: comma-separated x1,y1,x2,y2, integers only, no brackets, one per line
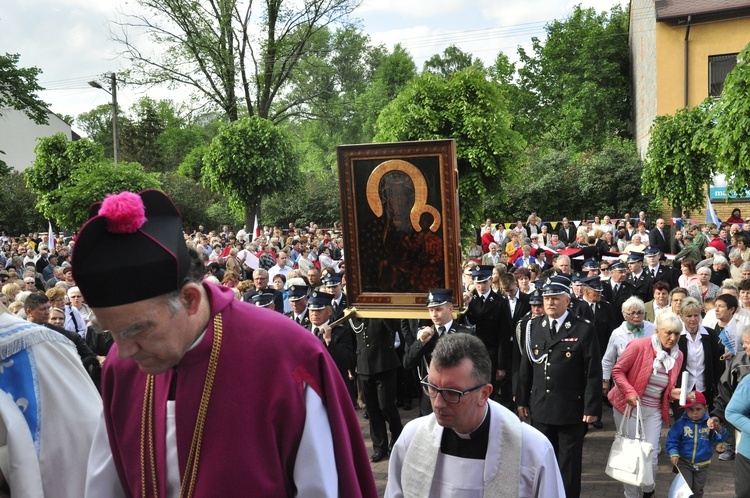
357,400,737,497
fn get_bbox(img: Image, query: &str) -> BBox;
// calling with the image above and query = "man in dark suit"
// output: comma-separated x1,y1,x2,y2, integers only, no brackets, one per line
498,272,530,409
572,276,614,429
306,290,356,402
558,218,578,247
404,289,473,415
643,246,679,289
512,287,545,403
648,218,671,254
625,252,653,302
601,261,635,325
322,272,347,321
355,318,403,462
517,275,602,498
284,284,310,327
463,264,514,409
243,269,284,312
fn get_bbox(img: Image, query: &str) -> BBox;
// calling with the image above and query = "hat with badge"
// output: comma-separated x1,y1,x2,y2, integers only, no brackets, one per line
72,190,191,308
582,258,599,271
529,280,544,306
680,390,707,409
644,246,660,256
307,290,333,310
626,252,644,264
323,272,343,287
542,275,571,296
471,265,493,283
581,276,604,292
287,284,310,302
571,273,583,284
610,261,627,271
426,288,453,307
251,291,276,308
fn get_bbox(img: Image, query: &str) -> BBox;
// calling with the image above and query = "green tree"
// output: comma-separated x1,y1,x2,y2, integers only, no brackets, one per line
262,170,340,227
119,98,166,171
76,105,116,158
26,133,160,229
713,42,750,195
576,138,649,216
503,149,579,220
0,171,46,235
515,4,630,150
115,0,360,122
423,45,484,77
158,171,239,230
374,67,525,231
177,144,209,182
642,103,715,212
0,53,48,124
54,162,161,228
203,116,298,227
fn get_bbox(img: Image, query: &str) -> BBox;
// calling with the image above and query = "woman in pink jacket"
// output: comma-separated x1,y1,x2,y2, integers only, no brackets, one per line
608,312,684,498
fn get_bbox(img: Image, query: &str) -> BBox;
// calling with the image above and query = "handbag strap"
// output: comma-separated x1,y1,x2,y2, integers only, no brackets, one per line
633,401,646,441
618,401,646,441
617,405,632,438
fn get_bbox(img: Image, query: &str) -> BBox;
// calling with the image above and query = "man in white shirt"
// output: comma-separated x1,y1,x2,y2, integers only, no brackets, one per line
267,251,291,281
386,333,564,497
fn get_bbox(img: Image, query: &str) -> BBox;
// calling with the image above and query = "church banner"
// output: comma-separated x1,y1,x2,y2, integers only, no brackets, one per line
337,140,462,317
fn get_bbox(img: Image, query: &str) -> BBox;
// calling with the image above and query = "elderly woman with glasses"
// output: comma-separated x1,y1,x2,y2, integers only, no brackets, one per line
601,297,657,395
688,267,720,305
675,297,724,416
608,312,684,498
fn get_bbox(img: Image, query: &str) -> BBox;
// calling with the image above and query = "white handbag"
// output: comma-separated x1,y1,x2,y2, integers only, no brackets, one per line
605,402,654,487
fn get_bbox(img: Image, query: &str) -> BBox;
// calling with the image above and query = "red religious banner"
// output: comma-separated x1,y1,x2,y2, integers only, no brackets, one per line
337,140,462,317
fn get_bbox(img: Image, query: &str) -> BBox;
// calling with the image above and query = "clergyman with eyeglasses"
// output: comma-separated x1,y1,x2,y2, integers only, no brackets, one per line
385,333,563,497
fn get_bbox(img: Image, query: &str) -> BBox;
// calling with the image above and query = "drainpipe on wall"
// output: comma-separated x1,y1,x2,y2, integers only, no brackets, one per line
684,15,692,107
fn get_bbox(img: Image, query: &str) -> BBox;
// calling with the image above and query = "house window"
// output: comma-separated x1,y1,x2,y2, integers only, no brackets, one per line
709,53,738,97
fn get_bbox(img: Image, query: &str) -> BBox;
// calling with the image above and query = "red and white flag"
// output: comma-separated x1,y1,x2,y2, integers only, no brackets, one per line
47,221,55,249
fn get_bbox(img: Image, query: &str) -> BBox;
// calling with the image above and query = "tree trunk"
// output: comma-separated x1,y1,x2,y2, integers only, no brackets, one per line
244,200,261,237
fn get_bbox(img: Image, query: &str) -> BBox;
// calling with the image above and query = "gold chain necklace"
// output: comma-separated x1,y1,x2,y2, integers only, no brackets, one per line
140,313,223,498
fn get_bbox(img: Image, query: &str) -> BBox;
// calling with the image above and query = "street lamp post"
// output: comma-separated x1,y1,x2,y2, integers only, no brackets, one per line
88,73,120,163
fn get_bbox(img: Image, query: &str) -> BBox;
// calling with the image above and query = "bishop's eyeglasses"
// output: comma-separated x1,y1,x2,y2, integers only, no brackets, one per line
420,376,485,404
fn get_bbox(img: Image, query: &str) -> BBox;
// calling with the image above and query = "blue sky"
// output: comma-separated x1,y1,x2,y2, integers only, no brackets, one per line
1,0,624,129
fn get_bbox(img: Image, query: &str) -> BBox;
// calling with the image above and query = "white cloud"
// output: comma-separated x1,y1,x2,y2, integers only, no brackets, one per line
359,0,463,17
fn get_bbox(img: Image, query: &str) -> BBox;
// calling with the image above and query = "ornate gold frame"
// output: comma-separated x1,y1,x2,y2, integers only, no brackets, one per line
337,140,461,317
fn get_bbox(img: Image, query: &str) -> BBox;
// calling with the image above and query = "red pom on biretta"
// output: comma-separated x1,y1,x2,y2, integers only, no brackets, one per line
98,191,147,233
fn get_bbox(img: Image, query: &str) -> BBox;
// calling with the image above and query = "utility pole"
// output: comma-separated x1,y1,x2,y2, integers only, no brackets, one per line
111,72,119,163
88,73,120,163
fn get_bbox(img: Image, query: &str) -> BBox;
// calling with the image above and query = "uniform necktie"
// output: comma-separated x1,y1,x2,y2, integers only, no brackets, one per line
332,302,338,314
550,320,558,340
614,283,620,294
438,326,445,336
481,295,486,304
590,303,596,315
313,327,320,336
295,316,301,324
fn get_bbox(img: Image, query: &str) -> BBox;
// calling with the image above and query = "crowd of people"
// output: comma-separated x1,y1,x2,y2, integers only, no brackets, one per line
3,199,750,496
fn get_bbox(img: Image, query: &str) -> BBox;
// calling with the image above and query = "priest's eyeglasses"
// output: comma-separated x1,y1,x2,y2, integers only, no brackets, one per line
420,377,485,404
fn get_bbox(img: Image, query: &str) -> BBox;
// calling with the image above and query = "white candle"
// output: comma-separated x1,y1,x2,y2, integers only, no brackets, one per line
679,371,688,406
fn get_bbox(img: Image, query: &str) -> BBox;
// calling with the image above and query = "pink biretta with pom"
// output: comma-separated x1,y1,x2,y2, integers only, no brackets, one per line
98,191,148,233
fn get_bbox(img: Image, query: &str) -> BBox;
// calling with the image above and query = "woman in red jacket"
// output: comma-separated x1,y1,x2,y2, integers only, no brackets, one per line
608,312,684,498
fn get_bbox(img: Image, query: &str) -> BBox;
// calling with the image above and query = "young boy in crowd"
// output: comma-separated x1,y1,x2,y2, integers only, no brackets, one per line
666,391,728,498
703,297,716,316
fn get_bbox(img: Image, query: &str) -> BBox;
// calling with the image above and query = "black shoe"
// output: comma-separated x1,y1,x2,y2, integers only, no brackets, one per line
593,421,603,429
363,411,369,420
370,451,387,463
642,491,654,498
